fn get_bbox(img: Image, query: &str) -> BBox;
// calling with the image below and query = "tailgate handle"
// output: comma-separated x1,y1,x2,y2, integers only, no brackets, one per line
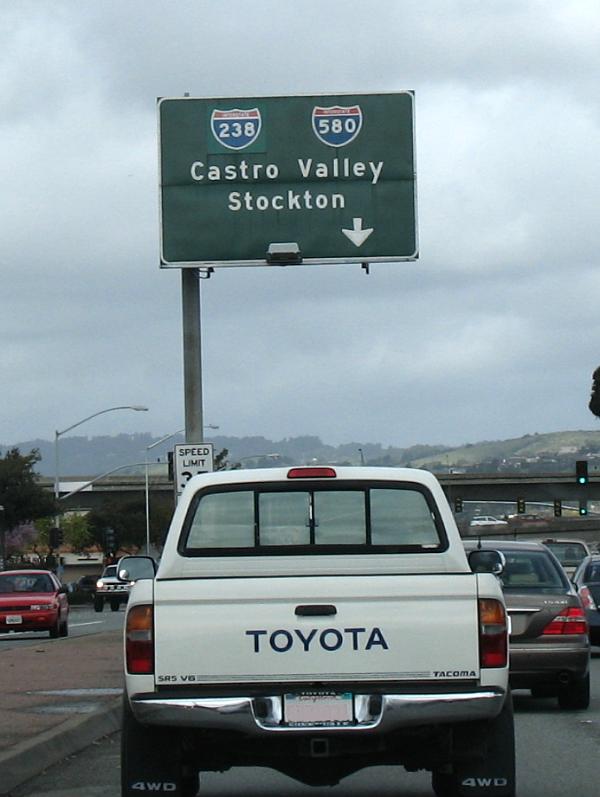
295,604,337,616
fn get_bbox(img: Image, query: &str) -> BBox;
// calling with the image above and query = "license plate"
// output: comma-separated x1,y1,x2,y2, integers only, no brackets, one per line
284,692,353,727
6,615,23,625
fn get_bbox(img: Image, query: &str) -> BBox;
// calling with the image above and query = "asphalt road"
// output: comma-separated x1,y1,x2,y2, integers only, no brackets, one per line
11,652,600,797
0,604,125,650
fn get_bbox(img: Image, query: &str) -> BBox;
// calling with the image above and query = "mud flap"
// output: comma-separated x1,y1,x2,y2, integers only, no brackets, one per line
453,692,516,797
121,696,191,796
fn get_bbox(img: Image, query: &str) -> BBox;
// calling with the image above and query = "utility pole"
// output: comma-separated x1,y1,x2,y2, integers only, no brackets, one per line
181,269,204,443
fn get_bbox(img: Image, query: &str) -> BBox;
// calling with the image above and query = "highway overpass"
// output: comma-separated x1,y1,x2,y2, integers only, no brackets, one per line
41,469,600,514
37,471,600,547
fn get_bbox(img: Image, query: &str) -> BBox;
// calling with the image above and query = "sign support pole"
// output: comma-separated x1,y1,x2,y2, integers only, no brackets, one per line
181,269,204,443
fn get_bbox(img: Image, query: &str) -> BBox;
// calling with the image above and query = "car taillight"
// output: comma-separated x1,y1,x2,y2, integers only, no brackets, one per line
287,467,337,478
479,598,508,668
542,606,588,636
126,605,154,674
579,586,597,612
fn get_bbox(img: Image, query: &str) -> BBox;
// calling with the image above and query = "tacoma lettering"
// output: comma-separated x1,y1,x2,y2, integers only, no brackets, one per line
434,670,477,678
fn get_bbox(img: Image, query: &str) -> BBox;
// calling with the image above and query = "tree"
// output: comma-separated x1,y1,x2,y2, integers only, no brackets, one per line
36,512,93,553
0,448,56,528
214,448,230,470
0,448,56,564
61,513,93,551
589,367,600,418
87,498,174,550
5,522,37,558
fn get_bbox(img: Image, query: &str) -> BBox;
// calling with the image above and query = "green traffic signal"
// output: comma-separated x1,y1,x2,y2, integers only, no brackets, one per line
576,460,589,485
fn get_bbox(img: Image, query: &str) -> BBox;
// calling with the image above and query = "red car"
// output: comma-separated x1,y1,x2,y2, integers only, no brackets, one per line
0,569,69,638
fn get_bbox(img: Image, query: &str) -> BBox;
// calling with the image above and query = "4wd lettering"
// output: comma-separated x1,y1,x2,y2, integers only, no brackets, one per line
131,783,176,792
245,627,389,653
461,777,509,788
434,670,477,678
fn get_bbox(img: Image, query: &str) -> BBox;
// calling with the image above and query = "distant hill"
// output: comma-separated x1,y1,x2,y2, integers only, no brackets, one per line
411,430,600,472
1,429,599,478
0,433,450,477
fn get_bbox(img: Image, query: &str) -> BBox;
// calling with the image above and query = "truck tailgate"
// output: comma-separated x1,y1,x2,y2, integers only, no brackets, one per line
154,574,480,685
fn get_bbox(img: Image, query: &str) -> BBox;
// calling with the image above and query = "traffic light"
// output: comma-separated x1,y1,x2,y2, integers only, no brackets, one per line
49,527,63,549
104,527,117,551
454,497,463,513
517,498,526,514
576,460,589,485
553,499,562,518
579,500,588,516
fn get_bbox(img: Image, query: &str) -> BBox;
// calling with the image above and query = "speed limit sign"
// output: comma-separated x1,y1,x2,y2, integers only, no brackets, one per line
174,443,214,498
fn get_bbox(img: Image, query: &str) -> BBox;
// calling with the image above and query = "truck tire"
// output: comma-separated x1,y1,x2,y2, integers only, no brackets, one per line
432,693,516,797
121,696,196,796
432,771,456,797
558,672,590,710
94,596,104,612
110,600,120,612
182,772,200,796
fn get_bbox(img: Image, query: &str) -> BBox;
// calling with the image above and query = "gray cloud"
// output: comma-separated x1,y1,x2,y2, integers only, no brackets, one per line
1,0,599,449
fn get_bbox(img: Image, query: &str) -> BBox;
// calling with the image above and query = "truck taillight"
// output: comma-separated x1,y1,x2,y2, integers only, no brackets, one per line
126,605,154,674
542,606,588,636
479,599,508,668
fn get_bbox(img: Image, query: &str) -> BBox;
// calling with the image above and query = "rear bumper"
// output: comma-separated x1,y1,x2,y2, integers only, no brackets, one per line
129,687,506,735
509,643,589,687
96,590,129,601
0,610,59,631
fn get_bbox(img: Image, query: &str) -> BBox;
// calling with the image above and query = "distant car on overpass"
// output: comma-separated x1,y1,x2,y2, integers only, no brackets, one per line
469,515,508,527
508,513,548,527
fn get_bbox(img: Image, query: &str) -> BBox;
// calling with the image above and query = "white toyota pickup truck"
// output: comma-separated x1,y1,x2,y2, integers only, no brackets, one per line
118,466,514,797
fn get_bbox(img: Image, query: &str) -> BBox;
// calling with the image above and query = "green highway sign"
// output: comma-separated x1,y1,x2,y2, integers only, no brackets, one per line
158,92,417,268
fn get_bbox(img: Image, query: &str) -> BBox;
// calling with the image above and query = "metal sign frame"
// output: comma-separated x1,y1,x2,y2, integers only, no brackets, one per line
158,91,419,268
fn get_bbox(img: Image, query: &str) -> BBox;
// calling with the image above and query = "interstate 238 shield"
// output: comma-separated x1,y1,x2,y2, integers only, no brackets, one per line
312,105,363,147
210,108,262,150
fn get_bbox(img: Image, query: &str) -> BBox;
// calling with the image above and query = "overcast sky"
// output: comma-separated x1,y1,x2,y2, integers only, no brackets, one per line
2,0,600,450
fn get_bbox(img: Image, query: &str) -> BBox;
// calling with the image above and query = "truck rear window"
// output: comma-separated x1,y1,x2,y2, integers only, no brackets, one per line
180,483,445,555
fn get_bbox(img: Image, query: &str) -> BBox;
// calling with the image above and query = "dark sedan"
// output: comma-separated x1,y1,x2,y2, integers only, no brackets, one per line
0,569,69,638
464,539,590,709
572,554,600,647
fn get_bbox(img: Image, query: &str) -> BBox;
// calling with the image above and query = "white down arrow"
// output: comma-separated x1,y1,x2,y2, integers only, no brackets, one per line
342,218,374,247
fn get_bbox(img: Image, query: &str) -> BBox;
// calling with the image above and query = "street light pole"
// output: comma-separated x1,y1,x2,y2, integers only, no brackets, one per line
0,504,5,571
54,405,149,513
145,429,184,555
58,463,148,501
